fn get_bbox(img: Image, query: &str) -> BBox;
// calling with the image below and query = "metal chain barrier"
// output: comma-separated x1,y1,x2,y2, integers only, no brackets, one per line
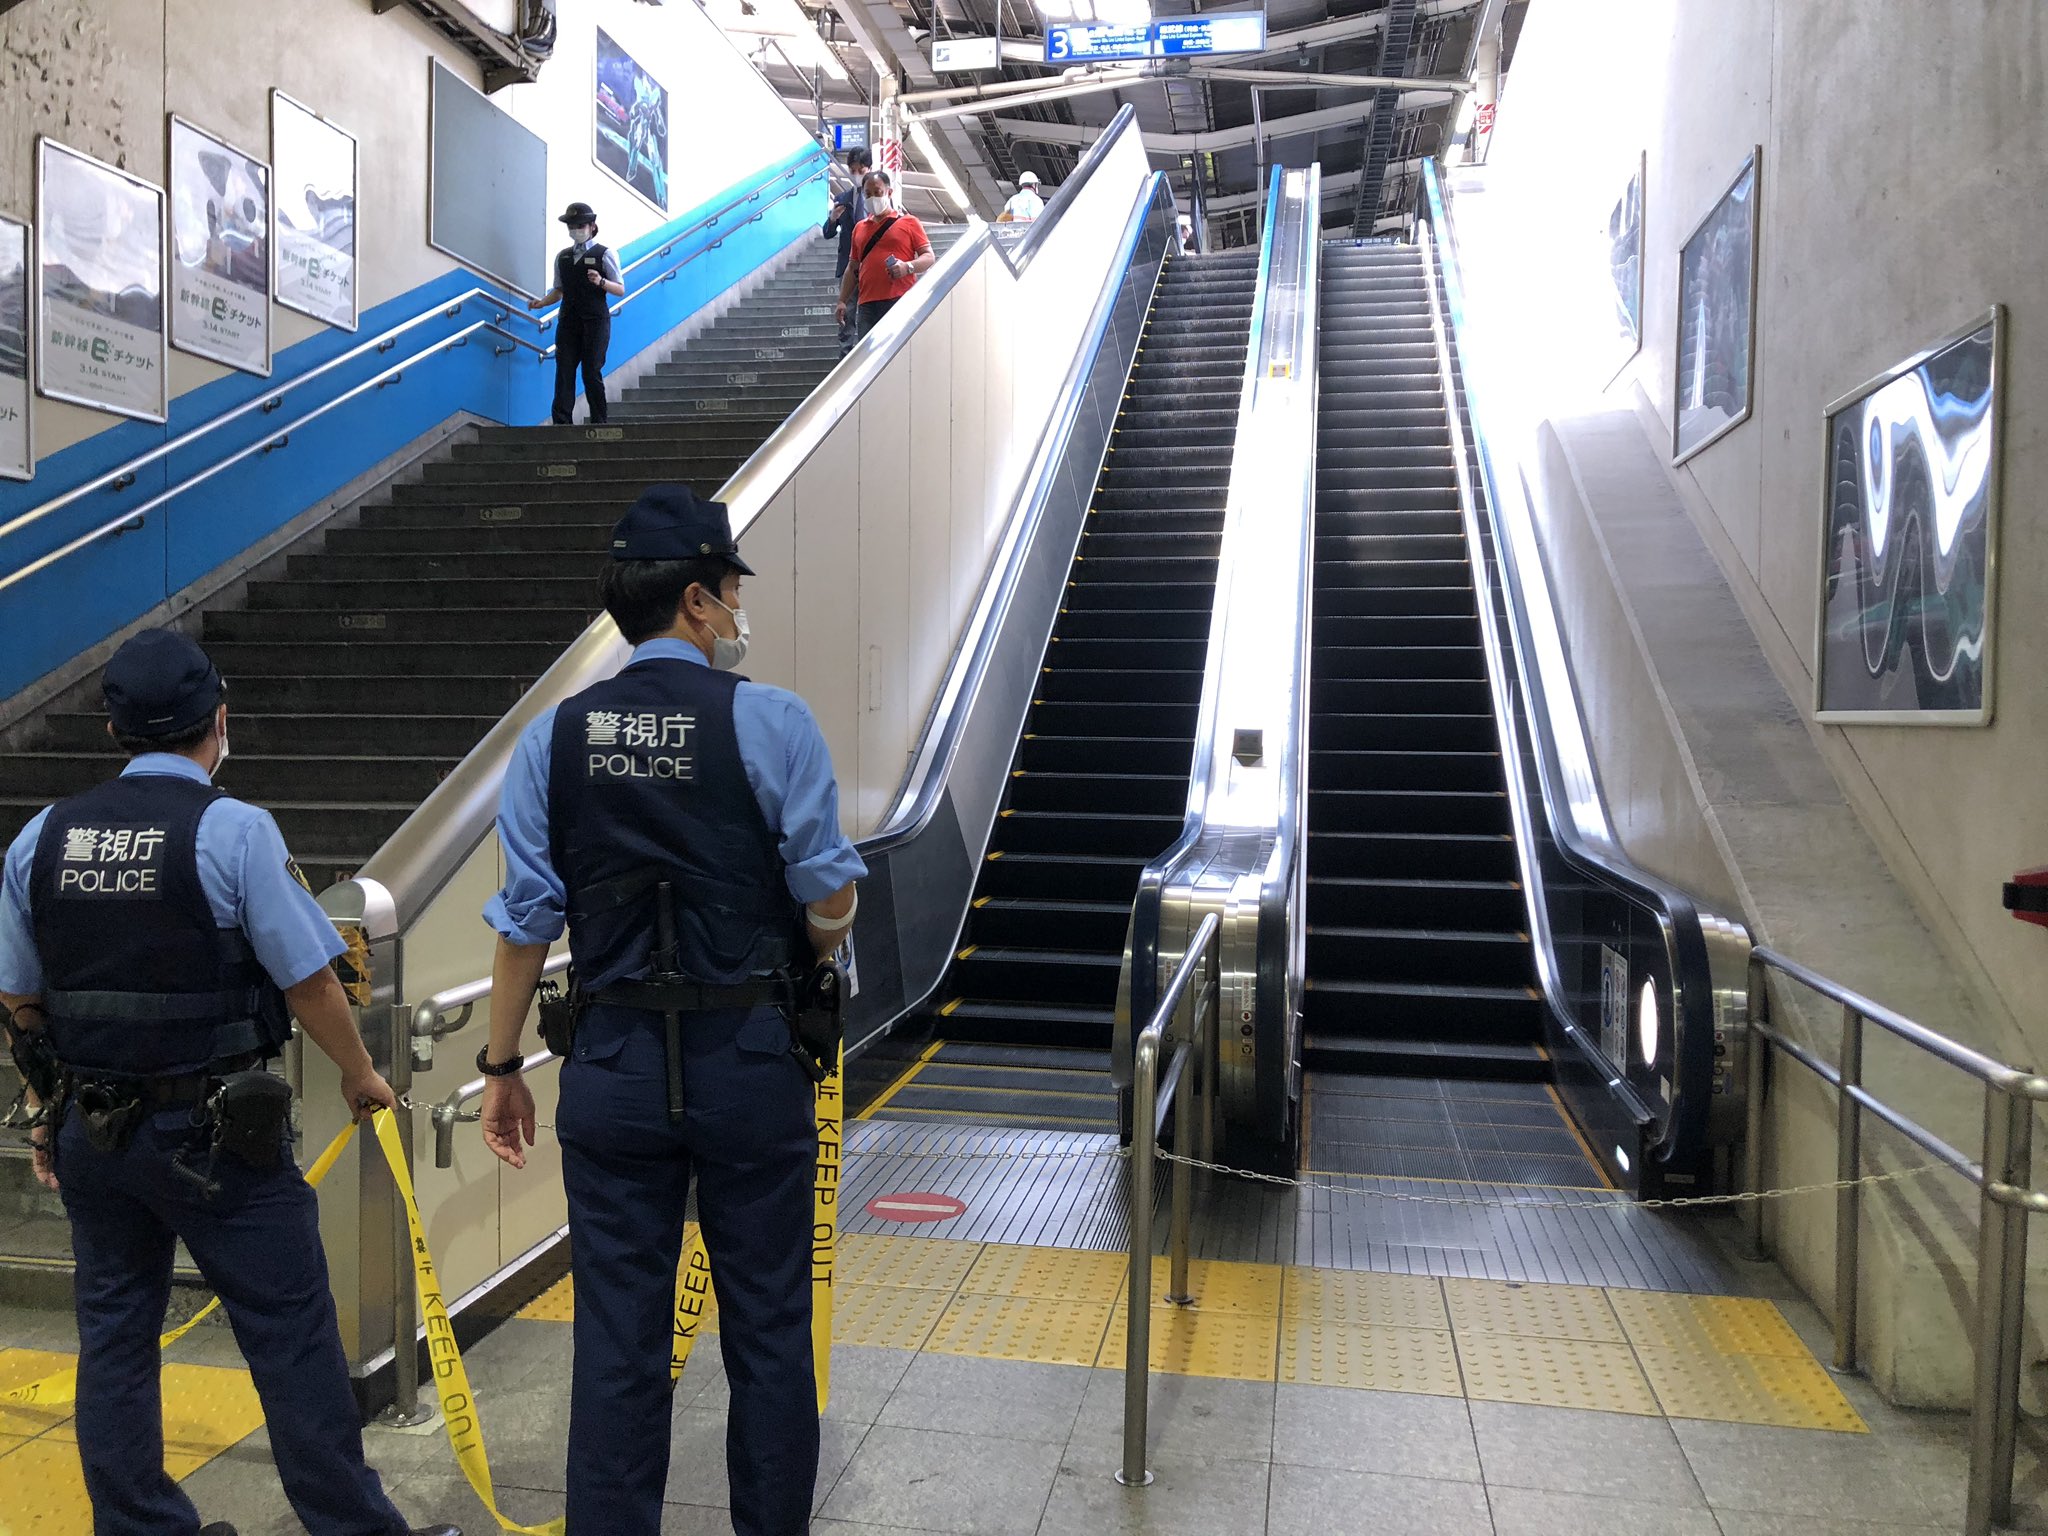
1153,1147,1948,1212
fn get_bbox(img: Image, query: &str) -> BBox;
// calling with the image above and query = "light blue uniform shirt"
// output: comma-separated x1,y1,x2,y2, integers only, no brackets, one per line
0,755,346,996
484,640,867,946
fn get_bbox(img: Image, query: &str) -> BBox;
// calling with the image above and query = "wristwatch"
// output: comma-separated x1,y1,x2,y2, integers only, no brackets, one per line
475,1045,525,1078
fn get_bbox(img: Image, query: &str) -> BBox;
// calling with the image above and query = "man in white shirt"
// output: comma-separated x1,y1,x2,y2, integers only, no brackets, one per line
1000,171,1046,223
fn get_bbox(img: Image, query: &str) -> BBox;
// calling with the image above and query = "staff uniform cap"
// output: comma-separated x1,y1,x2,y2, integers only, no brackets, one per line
103,628,223,737
559,201,598,225
610,484,756,575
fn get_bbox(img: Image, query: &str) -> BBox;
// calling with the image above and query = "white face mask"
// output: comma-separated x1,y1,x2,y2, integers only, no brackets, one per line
569,227,592,246
213,725,229,773
703,593,750,671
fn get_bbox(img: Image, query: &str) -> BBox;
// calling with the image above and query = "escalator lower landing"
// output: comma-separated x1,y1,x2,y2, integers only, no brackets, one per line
873,250,1263,1135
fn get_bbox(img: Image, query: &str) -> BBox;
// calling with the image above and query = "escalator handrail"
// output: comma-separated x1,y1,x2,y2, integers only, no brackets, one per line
0,150,829,548
1002,105,1141,277
863,168,1176,856
1125,168,1321,1059
327,113,1154,935
1419,159,1742,1158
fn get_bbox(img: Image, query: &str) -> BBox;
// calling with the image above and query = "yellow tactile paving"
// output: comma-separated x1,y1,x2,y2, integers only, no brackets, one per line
1146,1256,1284,1315
495,1236,1863,1433
0,1430,30,1457
927,1292,1114,1367
42,1363,265,1459
831,1281,951,1350
963,1243,1127,1305
1100,1302,1279,1382
1283,1267,1449,1331
0,1437,98,1535
1278,1319,1464,1396
0,1347,74,1438
1444,1278,1625,1343
837,1232,982,1291
516,1275,577,1323
1635,1345,1867,1432
1456,1331,1661,1416
1608,1290,1811,1358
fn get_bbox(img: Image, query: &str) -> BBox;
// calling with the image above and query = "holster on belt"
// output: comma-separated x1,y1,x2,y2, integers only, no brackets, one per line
72,1079,145,1154
210,1070,292,1171
537,972,585,1059
792,961,846,1085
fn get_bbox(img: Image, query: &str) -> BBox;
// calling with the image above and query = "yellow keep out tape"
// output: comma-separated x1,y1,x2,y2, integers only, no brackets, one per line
2,1113,563,1536
669,1041,840,1415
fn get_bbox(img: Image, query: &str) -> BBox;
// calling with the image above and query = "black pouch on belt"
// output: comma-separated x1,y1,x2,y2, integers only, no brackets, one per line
212,1070,292,1170
73,1080,145,1154
537,971,584,1059
792,961,846,1085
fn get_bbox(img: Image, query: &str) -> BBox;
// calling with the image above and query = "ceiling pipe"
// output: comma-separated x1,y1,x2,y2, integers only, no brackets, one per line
908,72,1149,124
897,66,1146,106
1190,66,1473,94
993,90,1457,150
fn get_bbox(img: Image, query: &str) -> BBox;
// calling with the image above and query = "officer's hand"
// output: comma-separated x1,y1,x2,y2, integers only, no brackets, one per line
481,1075,537,1171
341,1068,398,1122
587,269,604,286
28,1121,57,1193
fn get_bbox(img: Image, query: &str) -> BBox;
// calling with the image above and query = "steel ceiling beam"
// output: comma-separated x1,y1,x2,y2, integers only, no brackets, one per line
991,91,1456,151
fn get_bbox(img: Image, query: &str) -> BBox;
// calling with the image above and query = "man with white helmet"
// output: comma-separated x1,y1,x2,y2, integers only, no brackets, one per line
1000,170,1046,223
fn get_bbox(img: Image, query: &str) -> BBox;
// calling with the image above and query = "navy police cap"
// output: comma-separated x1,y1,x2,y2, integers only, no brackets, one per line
103,628,223,737
609,484,756,575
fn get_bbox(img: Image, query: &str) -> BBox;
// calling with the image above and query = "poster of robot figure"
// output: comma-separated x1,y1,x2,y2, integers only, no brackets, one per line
0,213,29,480
169,116,272,375
1606,153,1643,374
36,138,168,423
272,91,358,331
595,27,670,214
1815,310,2002,725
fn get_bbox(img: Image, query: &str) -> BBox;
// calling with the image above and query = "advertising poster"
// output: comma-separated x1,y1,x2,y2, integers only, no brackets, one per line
0,213,29,480
1816,311,2001,725
36,138,167,423
169,116,272,375
1606,154,1643,372
1673,149,1759,463
272,92,358,331
595,27,670,214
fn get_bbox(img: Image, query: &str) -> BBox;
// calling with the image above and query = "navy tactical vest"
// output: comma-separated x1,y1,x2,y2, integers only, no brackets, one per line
29,773,292,1077
556,241,613,322
548,658,807,994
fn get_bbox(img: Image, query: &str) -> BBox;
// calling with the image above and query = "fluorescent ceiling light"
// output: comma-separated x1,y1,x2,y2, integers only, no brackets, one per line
906,119,972,212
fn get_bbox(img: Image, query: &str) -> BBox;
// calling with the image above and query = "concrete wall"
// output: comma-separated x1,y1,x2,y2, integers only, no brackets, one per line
0,0,812,467
1463,0,2048,1406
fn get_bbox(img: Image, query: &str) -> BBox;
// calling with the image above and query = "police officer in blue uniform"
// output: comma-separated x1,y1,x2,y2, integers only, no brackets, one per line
0,629,461,1536
529,200,625,426
475,485,863,1536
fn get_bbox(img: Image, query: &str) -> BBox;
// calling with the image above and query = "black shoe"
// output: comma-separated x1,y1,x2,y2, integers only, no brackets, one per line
409,1525,463,1536
198,1525,239,1536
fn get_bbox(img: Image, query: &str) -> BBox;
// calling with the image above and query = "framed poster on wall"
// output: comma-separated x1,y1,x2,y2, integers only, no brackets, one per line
36,138,168,423
1606,152,1644,377
1672,147,1760,464
594,27,670,214
1815,308,2002,726
168,116,272,375
0,212,30,481
272,91,358,331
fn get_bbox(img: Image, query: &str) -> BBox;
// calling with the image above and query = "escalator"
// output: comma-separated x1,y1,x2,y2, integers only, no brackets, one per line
863,248,1261,1133
1301,241,1605,1188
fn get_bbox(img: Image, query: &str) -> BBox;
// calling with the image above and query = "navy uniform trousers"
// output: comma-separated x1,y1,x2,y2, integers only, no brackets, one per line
557,1001,819,1536
58,1106,408,1536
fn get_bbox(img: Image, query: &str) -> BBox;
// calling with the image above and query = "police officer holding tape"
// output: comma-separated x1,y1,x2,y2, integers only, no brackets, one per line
0,628,460,1536
476,484,863,1536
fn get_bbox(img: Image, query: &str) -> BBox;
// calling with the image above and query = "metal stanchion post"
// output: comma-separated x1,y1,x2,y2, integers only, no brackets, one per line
1120,1030,1158,1488
1743,958,1769,1260
380,1002,431,1428
1834,1004,1863,1371
1166,1058,1193,1306
1965,1085,2031,1536
1200,945,1219,1168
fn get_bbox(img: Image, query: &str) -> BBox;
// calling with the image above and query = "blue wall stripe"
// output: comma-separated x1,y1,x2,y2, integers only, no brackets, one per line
0,142,827,704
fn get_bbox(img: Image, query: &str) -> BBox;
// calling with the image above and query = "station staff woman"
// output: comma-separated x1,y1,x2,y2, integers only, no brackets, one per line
476,484,863,1536
0,628,459,1536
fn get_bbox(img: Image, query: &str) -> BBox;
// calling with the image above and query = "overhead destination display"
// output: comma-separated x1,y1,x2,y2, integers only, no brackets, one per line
1044,10,1266,63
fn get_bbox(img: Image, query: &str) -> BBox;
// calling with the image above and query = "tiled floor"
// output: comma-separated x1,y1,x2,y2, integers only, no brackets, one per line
3,1238,2039,1534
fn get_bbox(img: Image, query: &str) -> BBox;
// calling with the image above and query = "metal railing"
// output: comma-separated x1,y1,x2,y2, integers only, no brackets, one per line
1744,946,2044,1536
0,151,827,599
409,951,570,1069
1120,911,1222,1489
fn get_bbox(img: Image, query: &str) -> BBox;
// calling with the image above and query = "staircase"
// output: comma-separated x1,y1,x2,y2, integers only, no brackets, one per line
0,237,954,892
876,249,1261,1132
1302,240,1541,1082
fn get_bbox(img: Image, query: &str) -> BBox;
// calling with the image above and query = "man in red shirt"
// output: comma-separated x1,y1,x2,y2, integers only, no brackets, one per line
834,171,934,342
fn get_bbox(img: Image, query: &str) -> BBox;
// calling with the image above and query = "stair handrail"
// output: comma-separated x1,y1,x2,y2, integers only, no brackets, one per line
0,150,828,548
1418,157,1750,1172
1119,165,1320,1145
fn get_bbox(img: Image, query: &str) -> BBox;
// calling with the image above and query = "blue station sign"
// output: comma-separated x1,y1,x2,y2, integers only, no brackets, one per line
1044,11,1267,63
